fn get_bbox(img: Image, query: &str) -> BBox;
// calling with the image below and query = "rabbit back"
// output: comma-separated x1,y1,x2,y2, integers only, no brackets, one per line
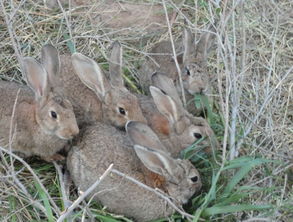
139,41,181,92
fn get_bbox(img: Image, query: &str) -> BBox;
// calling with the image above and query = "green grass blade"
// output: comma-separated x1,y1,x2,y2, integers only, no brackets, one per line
94,215,122,222
8,196,17,222
203,204,273,216
34,180,54,222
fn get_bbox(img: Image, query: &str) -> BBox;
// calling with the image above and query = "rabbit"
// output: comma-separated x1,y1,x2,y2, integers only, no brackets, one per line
41,42,146,130
0,55,79,162
138,73,218,157
139,24,216,116
67,120,201,222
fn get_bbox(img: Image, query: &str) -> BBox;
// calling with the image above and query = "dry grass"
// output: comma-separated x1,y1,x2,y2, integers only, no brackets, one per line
0,0,292,221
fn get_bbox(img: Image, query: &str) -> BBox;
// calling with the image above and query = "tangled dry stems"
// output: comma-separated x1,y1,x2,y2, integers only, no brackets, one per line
0,0,292,221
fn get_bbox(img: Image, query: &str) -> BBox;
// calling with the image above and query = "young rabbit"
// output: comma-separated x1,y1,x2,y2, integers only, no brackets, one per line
138,73,217,157
42,42,146,129
67,120,201,222
139,24,216,115
0,56,79,162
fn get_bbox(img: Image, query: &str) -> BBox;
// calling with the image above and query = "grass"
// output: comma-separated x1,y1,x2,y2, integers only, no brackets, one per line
0,0,292,221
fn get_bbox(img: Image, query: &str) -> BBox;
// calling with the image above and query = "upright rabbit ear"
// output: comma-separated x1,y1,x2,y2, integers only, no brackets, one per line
195,24,216,65
150,86,180,125
151,72,182,107
41,44,60,83
183,26,195,65
134,145,177,178
109,41,123,88
72,53,109,100
23,57,48,99
126,121,166,152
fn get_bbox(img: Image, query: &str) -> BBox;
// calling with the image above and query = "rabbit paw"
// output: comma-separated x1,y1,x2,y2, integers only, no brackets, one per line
43,153,65,162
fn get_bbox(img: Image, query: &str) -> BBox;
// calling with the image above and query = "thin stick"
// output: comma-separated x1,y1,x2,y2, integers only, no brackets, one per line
0,146,61,215
56,164,114,222
162,0,186,107
0,0,24,70
0,146,54,215
111,169,194,221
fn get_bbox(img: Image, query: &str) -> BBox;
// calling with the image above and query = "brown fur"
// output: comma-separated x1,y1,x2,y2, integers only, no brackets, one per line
138,84,216,157
42,43,147,129
0,60,79,161
67,122,201,221
139,25,216,116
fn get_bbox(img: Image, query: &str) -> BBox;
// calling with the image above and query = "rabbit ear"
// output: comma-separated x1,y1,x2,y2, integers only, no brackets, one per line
23,57,48,99
195,24,216,65
150,86,179,125
41,44,60,83
134,145,177,178
72,53,109,100
109,41,123,87
151,72,182,107
183,26,195,65
126,121,166,152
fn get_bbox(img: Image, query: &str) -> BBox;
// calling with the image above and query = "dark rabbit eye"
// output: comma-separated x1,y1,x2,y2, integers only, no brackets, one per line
193,133,202,139
119,107,126,115
190,176,198,183
185,67,191,76
50,111,57,119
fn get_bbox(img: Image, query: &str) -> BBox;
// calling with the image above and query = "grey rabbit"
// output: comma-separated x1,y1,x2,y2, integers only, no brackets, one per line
67,118,201,221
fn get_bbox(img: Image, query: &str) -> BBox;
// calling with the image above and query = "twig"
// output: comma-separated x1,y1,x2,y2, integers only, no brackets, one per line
0,146,61,216
8,89,21,184
0,146,51,215
0,0,24,71
56,0,74,46
162,0,186,107
56,164,114,222
53,162,72,207
111,169,194,221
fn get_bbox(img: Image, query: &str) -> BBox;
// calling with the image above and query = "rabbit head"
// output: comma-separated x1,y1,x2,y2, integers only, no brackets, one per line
148,81,214,156
23,51,79,140
179,24,216,94
127,121,202,204
71,42,146,129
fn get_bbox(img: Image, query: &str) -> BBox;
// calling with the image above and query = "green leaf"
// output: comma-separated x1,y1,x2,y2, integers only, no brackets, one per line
203,204,273,216
63,33,76,53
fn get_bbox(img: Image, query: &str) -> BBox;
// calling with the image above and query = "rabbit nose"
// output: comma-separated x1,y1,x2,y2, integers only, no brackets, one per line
71,124,79,136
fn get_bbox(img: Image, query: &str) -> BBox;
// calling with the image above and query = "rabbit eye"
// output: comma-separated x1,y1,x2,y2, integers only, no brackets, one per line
193,133,202,139
118,107,126,115
50,111,57,119
190,176,198,183
185,67,191,76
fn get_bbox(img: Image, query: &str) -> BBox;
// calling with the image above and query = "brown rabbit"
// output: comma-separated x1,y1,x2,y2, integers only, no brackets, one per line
138,73,217,157
139,24,216,115
0,56,79,161
42,42,146,129
67,120,201,221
